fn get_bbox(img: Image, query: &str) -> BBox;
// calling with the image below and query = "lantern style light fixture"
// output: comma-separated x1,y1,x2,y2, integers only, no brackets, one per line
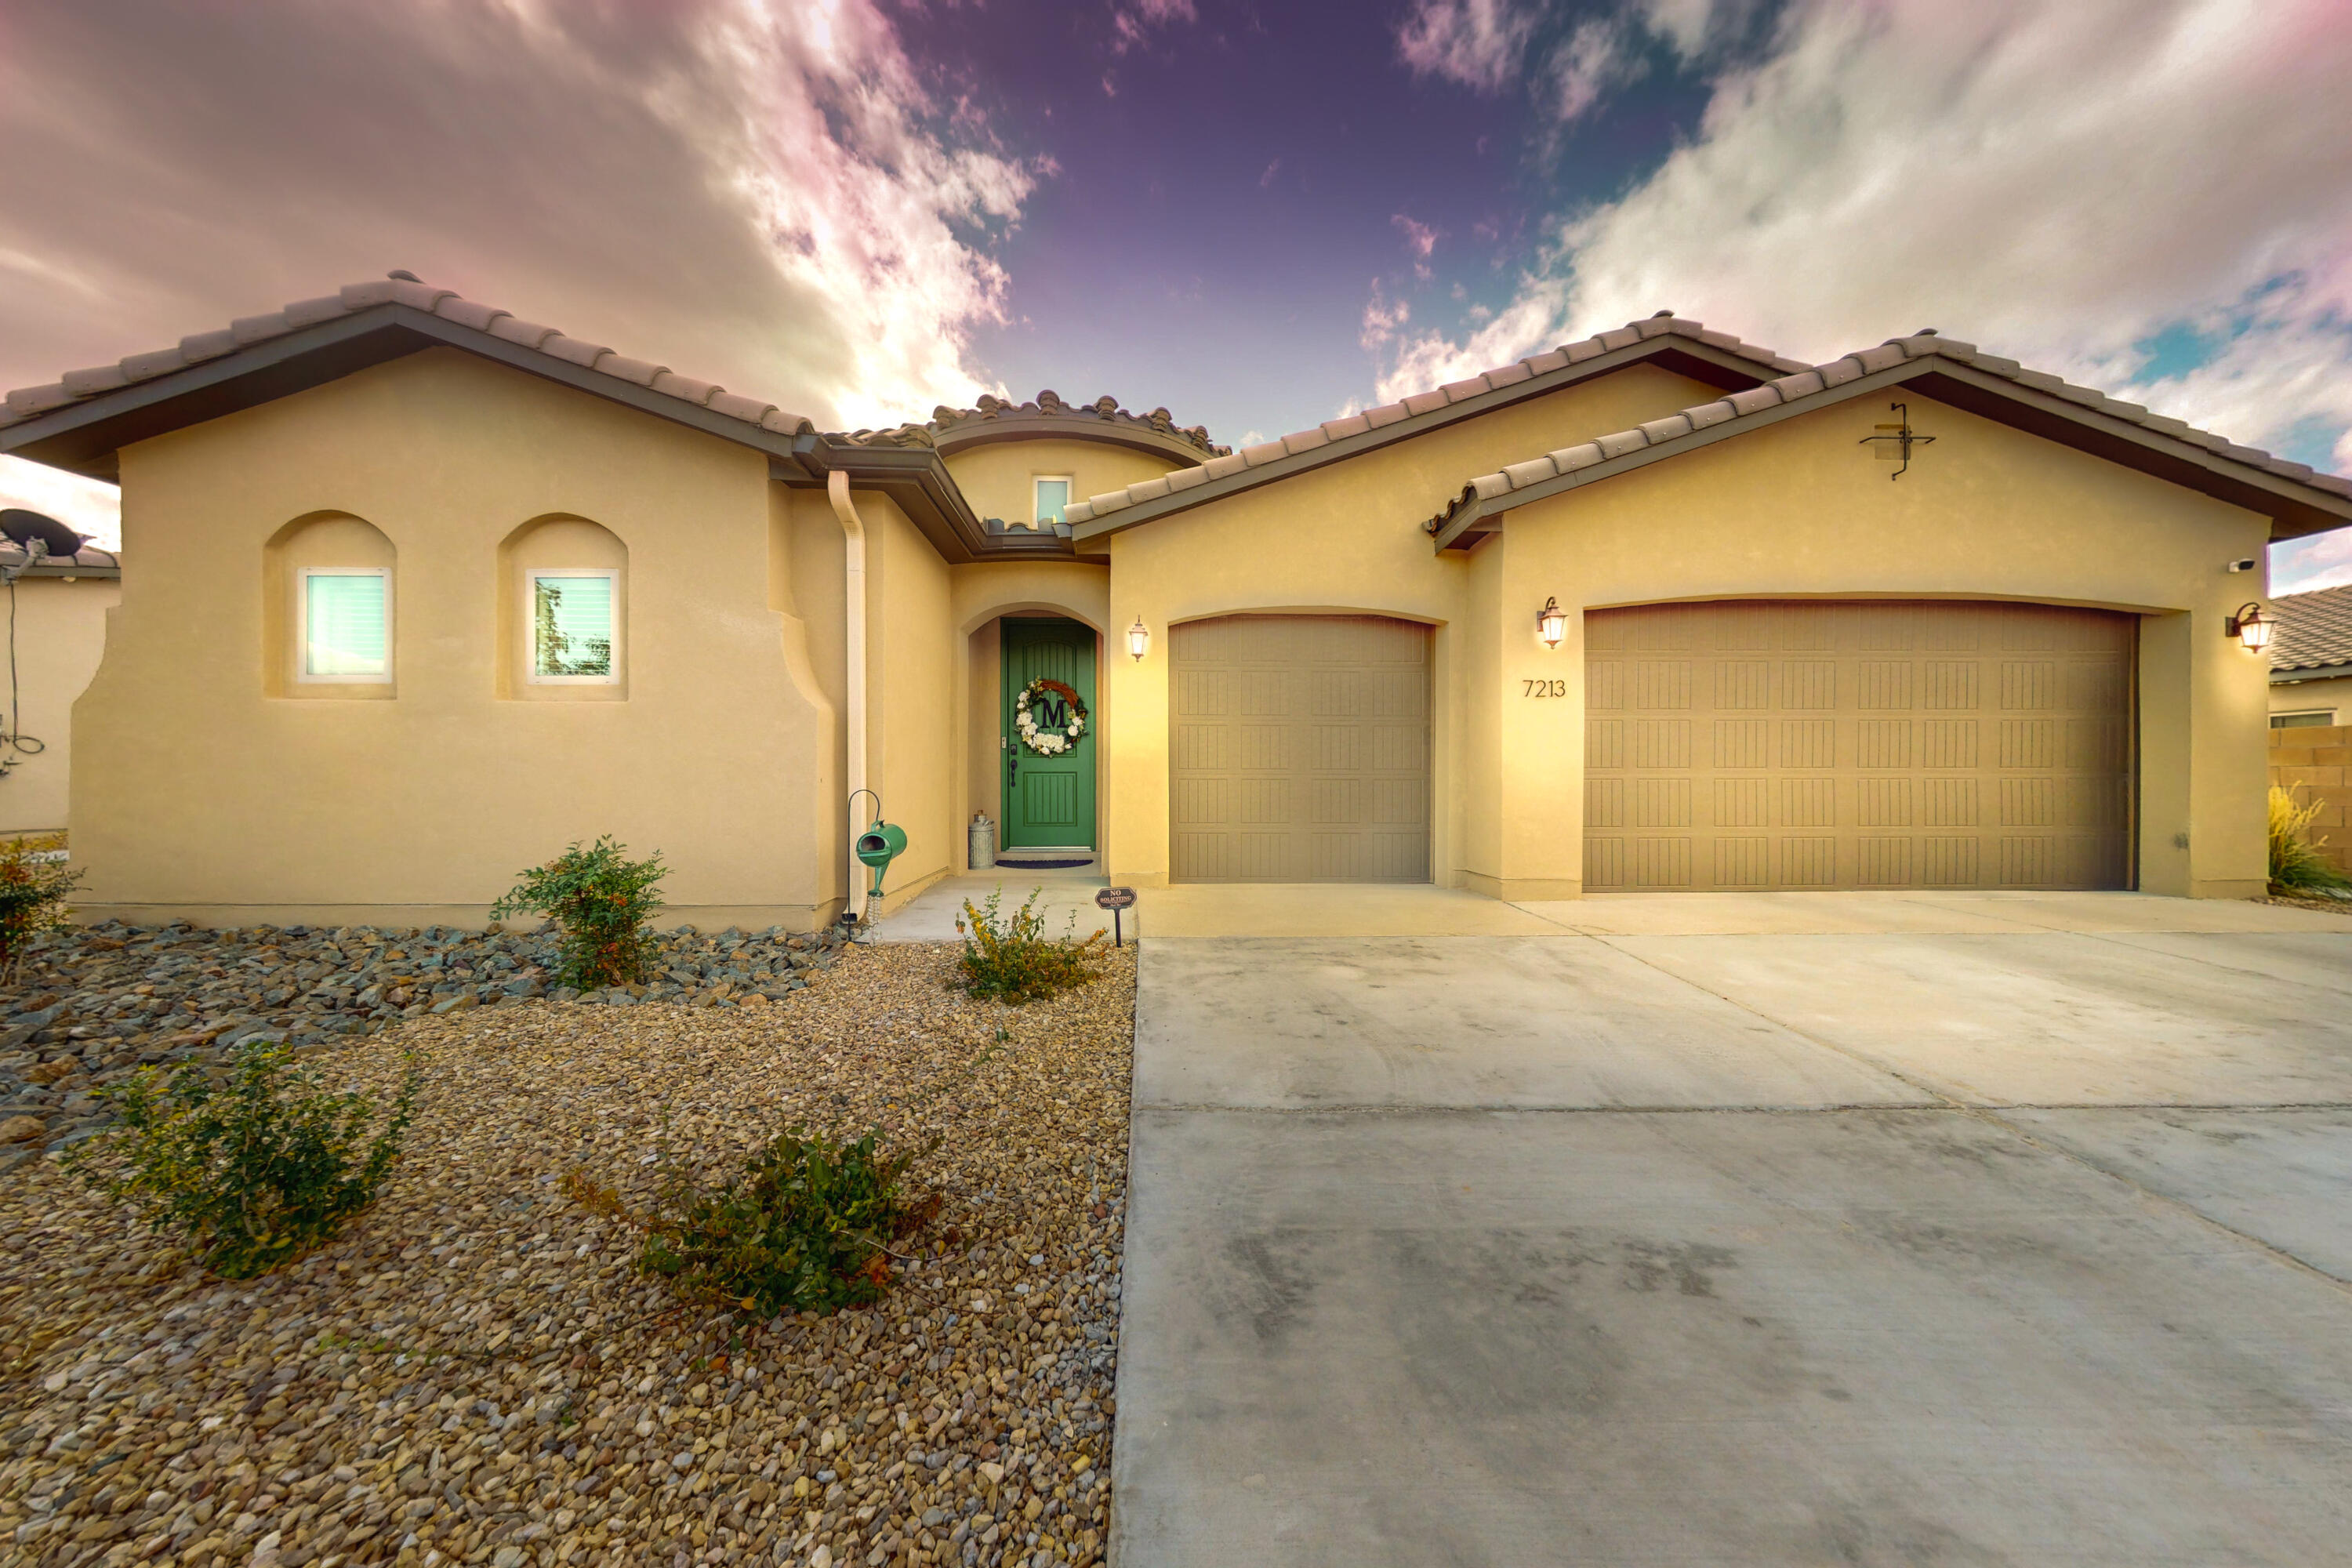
1127,615,1150,661
2225,602,2273,652
1536,596,1567,649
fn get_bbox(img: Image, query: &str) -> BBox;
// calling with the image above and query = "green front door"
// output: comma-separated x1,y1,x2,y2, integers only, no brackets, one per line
1001,618,1098,849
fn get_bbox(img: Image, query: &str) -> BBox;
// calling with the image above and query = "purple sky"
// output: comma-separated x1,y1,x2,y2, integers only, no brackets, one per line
5,0,2350,587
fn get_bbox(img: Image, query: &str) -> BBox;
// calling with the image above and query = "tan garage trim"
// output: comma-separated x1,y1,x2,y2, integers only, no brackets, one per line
1585,600,2135,892
1171,615,1431,882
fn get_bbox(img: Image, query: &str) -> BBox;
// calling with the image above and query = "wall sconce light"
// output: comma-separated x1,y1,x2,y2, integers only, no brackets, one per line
2225,602,2272,652
1536,596,1566,649
1127,615,1150,661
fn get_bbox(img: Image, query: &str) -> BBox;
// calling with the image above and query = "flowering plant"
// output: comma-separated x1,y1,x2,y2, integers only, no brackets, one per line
1014,677,1088,756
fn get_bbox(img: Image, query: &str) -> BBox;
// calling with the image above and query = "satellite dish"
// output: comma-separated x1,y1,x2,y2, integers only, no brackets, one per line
0,509,88,558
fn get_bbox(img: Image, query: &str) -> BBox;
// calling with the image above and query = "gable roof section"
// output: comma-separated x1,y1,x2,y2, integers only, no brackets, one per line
2270,583,2352,681
0,276,1112,564
0,277,821,479
1427,332,2352,551
1065,314,1806,541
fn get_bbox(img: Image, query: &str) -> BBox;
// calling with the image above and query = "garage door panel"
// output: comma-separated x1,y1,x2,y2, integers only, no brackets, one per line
1171,615,1431,883
1587,600,2132,893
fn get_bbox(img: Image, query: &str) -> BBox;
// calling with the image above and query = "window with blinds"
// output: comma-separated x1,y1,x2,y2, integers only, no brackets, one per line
300,570,390,681
529,572,619,682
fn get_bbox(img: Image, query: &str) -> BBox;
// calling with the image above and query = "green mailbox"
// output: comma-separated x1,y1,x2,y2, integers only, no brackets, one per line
854,819,907,903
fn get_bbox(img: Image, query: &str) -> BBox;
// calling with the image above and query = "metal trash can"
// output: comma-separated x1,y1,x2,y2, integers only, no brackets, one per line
969,811,996,870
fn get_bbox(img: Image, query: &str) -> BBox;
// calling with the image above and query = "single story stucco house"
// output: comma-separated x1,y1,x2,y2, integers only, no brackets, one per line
3,274,2348,927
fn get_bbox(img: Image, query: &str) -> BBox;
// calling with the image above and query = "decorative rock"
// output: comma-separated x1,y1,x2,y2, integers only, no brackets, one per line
0,939,1132,1567
0,1112,42,1142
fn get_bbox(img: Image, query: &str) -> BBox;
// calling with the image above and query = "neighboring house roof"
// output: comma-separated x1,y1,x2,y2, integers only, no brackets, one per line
838,389,1227,462
0,274,1138,565
1427,331,2352,551
2270,583,2352,682
1066,313,1806,540
0,539,118,580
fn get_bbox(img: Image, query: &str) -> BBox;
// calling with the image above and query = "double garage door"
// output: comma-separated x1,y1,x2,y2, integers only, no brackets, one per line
1171,615,1430,881
1585,600,2134,891
1165,601,2132,891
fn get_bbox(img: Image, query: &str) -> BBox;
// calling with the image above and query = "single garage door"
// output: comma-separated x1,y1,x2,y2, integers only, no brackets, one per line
1171,614,1430,881
1584,600,2133,891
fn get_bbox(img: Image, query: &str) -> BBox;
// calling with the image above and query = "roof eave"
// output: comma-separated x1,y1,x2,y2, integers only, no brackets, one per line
0,303,819,482
786,440,1078,566
2273,661,2352,684
1432,358,2352,552
1070,336,1782,543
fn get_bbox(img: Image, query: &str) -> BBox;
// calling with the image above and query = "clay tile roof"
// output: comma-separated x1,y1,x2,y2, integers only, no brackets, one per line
0,274,818,441
828,389,1227,456
2271,583,2352,674
1427,330,2352,543
1063,314,1806,528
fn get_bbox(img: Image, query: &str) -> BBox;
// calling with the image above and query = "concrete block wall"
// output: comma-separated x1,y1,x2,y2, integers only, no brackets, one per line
2270,724,2352,875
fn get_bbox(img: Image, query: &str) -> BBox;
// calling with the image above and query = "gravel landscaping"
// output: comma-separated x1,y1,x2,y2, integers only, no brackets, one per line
0,936,1136,1568
0,921,851,1168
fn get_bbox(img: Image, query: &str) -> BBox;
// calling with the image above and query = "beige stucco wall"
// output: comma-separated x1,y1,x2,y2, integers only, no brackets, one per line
75,348,851,927
943,438,1194,530
1,574,120,834
1101,362,1728,887
2271,673,2352,723
1101,376,2275,898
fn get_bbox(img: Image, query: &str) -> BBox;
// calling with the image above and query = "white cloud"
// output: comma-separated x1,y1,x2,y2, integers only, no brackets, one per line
1397,0,1540,93
1374,0,2352,582
0,0,1036,456
1361,284,1413,352
1543,16,1641,125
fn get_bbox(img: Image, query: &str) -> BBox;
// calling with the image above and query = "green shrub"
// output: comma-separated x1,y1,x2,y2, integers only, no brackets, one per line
68,1042,421,1279
488,835,669,989
2270,786,2352,896
953,887,1108,1002
0,833,82,977
572,1127,922,1317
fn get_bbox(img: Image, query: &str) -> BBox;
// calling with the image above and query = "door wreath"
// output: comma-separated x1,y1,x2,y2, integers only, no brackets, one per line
1014,677,1088,755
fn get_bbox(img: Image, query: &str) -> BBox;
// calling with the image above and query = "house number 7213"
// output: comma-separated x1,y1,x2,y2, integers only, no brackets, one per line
1522,679,1568,697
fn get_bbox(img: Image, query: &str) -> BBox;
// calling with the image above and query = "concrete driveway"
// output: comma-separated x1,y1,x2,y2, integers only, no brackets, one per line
1109,894,2352,1567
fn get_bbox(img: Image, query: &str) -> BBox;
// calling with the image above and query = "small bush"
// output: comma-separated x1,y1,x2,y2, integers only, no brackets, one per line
953,887,1108,1003
68,1042,421,1279
571,1127,924,1317
488,835,669,989
0,833,82,976
2270,786,2352,896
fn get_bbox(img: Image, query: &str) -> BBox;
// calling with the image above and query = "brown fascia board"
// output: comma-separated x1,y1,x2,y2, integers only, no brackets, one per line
15,561,120,580
932,413,1217,465
1432,358,2352,552
1069,336,1778,543
0,303,820,484
781,441,1078,566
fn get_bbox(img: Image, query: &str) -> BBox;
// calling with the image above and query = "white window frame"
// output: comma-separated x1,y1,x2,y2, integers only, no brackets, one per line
1033,475,1074,528
525,568,622,685
296,566,393,684
2272,709,2338,728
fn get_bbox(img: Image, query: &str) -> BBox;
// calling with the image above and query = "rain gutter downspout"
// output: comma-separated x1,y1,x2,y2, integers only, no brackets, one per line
826,470,869,926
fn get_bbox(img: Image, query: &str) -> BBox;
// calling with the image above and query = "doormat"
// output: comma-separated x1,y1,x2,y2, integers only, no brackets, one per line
991,857,1094,869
